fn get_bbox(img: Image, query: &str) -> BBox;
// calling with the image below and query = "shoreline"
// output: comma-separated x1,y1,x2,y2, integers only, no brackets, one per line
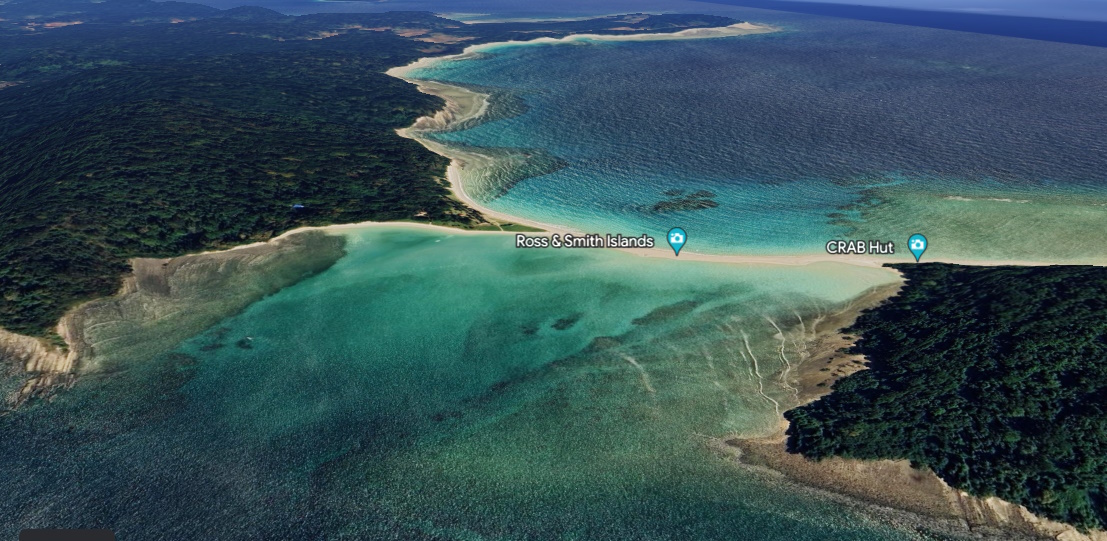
384,27,1107,270
383,21,781,244
2,16,1104,539
203,219,1092,270
0,21,784,393
720,281,1107,541
387,22,778,80
10,19,1105,406
2,230,347,408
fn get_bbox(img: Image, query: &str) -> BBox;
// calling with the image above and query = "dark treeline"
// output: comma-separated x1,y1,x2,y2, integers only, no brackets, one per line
786,264,1107,530
0,0,739,337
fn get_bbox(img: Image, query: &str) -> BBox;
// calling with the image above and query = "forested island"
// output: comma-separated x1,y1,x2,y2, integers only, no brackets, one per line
785,264,1107,531
0,0,741,338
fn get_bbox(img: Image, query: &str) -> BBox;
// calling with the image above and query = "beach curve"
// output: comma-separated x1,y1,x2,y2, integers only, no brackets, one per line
384,26,1107,269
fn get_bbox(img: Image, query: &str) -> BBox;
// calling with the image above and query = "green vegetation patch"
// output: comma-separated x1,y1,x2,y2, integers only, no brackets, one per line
0,3,740,339
785,263,1107,530
0,100,475,336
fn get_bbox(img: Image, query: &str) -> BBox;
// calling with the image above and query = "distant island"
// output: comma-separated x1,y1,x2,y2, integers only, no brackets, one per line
785,263,1107,531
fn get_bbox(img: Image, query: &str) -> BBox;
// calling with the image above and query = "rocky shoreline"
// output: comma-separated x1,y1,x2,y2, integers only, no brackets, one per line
0,230,345,409
721,280,1107,541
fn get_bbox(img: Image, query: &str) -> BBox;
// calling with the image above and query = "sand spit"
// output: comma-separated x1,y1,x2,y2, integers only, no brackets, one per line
385,22,778,235
721,281,1107,541
387,22,777,83
5,28,1104,538
1,230,345,408
387,28,1107,270
2,22,770,407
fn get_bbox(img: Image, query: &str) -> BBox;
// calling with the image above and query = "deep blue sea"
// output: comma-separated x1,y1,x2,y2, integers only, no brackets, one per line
411,15,1107,260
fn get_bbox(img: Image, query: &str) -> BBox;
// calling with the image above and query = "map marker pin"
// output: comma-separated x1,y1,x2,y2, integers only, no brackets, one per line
668,227,687,256
908,234,928,262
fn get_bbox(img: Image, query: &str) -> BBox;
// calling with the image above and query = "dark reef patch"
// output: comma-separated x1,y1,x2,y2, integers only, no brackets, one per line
651,190,719,213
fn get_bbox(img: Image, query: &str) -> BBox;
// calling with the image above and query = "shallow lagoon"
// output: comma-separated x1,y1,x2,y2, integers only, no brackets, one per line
0,226,915,539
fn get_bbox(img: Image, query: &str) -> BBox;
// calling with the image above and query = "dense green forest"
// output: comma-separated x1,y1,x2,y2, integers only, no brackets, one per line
785,264,1107,530
0,0,740,337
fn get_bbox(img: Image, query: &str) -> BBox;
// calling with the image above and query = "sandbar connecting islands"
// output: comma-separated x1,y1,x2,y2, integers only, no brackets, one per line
515,227,936,262
386,25,1104,270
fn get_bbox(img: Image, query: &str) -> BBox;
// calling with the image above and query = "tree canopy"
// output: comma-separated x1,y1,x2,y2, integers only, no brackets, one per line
786,263,1107,530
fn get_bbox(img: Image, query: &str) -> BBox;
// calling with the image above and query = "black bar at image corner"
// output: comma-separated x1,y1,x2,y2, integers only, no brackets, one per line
19,531,115,541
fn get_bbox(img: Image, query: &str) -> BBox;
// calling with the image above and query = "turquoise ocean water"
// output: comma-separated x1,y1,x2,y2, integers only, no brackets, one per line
0,227,911,539
410,16,1107,261
5,9,1107,540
